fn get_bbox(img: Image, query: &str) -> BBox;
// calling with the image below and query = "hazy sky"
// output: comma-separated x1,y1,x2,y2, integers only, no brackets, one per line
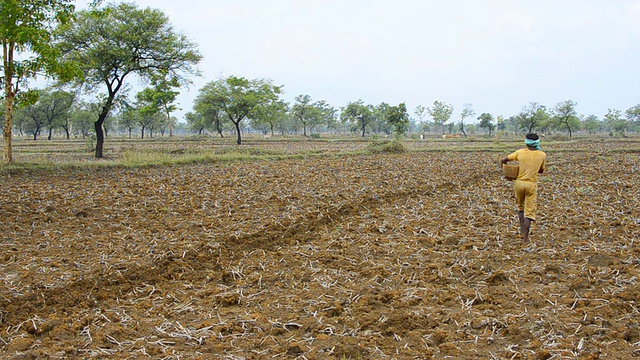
79,0,640,121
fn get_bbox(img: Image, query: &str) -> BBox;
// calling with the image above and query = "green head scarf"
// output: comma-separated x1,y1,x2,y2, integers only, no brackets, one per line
525,138,542,150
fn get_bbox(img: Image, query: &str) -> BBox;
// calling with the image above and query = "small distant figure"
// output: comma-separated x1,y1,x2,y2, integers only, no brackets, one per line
500,133,547,242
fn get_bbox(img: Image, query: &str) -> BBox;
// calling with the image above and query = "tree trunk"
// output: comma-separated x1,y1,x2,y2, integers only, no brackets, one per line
3,42,15,164
234,120,242,145
3,91,14,164
94,118,104,158
95,94,116,158
166,109,173,137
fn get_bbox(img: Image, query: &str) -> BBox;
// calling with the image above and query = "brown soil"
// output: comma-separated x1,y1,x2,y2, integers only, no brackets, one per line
1,143,639,359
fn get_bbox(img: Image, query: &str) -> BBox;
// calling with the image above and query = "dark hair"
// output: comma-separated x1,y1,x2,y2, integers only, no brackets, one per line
526,133,539,141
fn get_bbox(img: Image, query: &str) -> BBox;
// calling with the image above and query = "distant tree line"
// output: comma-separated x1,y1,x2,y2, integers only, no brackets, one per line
4,87,639,144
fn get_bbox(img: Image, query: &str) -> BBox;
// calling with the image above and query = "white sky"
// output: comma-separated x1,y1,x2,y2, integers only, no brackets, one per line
78,0,640,121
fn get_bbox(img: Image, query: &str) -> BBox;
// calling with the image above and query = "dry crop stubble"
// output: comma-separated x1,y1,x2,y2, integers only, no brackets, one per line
0,141,638,359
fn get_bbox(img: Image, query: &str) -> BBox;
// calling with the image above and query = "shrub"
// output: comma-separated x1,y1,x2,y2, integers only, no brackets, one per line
367,139,406,153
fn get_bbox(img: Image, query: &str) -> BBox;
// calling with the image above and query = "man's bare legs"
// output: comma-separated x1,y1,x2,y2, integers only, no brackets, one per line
518,211,525,235
518,211,532,242
522,218,531,242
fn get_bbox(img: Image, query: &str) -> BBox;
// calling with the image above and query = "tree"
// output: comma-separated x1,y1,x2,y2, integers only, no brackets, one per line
1,0,78,163
185,111,207,135
198,76,282,145
15,103,46,140
604,108,627,135
40,88,75,140
341,100,375,137
55,2,201,158
289,96,334,136
315,100,337,134
12,87,72,140
477,113,495,136
516,102,549,133
386,103,410,137
625,104,640,125
117,105,139,139
414,105,429,134
373,102,393,134
69,101,96,139
252,100,288,136
136,73,180,137
192,84,227,138
459,103,475,138
291,95,317,136
428,100,453,134
581,114,601,134
553,100,579,138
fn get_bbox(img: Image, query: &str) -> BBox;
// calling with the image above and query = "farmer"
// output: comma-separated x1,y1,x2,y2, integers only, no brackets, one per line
500,133,546,242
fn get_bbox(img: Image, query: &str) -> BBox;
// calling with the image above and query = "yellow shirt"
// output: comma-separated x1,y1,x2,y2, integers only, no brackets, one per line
508,148,546,182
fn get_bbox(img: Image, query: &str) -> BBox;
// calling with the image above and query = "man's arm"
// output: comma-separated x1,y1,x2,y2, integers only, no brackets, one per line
538,163,545,174
538,157,546,174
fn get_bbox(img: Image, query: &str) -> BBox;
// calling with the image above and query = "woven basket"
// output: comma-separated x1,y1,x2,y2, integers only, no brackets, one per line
502,164,519,181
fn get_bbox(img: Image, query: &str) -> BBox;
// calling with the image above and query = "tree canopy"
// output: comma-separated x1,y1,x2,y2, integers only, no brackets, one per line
385,103,410,136
1,0,77,163
341,100,375,137
553,100,579,138
428,101,454,134
55,2,201,157
196,76,283,145
477,113,495,136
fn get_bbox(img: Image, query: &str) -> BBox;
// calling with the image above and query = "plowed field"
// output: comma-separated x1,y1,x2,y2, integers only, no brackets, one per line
1,139,639,359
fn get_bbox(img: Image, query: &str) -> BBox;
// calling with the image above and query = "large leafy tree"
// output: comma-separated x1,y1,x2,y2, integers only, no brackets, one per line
581,114,601,134
291,94,323,136
604,108,627,134
516,102,549,133
136,73,180,137
428,100,454,134
252,99,288,136
341,100,374,137
1,0,77,163
192,85,227,138
185,111,207,135
316,100,338,133
198,76,282,145
553,100,580,138
385,102,410,137
373,102,392,134
17,87,74,140
477,112,495,136
133,88,167,139
55,2,201,158
626,104,640,125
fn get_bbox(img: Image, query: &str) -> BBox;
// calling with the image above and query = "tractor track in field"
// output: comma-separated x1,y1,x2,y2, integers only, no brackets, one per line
0,161,494,327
